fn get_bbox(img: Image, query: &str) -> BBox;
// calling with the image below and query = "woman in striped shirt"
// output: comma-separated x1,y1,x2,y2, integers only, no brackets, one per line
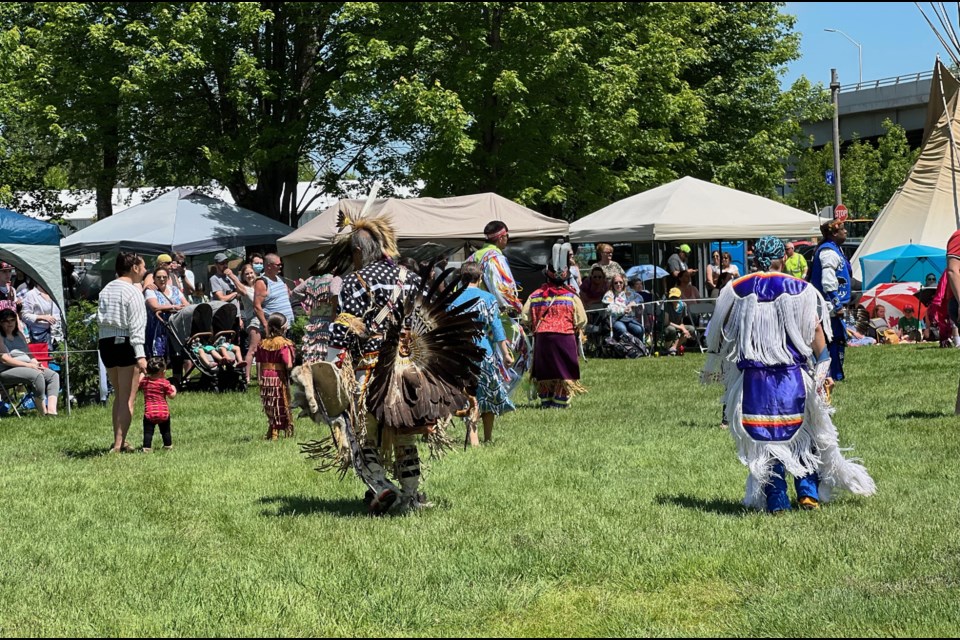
97,252,148,454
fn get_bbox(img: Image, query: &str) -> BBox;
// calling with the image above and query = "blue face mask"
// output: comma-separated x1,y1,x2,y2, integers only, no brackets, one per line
253,263,264,274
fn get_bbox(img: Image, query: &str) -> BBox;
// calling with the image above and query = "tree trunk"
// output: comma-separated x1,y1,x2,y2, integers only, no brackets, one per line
95,105,120,220
478,4,504,193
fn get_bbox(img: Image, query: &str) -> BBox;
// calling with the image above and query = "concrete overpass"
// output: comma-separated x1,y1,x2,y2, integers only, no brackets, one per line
802,71,933,148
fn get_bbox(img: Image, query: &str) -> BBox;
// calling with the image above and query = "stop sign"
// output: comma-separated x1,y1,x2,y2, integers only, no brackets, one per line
834,204,849,221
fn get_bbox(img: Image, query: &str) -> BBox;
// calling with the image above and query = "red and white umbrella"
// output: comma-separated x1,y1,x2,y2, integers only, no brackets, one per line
858,281,925,325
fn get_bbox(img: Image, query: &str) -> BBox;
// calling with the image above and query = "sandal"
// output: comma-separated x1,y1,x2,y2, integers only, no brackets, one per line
120,441,136,453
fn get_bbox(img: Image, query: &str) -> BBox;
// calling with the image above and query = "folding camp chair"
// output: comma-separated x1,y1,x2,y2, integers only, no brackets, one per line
685,299,717,353
27,342,59,371
582,307,613,358
0,377,24,417
0,343,59,417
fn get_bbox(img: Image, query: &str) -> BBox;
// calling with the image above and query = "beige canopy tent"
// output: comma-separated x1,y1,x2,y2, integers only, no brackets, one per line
569,176,820,242
851,60,960,283
277,192,569,276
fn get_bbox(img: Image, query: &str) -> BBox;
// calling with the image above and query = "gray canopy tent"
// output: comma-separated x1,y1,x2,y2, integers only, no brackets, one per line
60,188,295,256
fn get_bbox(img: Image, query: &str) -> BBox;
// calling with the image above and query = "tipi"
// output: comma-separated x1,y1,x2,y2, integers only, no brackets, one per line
851,59,960,283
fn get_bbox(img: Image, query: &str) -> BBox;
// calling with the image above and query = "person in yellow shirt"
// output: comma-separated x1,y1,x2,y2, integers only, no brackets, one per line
783,242,808,280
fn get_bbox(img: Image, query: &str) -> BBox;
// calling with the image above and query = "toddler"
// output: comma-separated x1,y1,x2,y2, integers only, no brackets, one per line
140,357,177,451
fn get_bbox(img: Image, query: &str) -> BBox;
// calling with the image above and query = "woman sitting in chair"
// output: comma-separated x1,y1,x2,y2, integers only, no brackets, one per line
602,275,645,341
0,308,60,415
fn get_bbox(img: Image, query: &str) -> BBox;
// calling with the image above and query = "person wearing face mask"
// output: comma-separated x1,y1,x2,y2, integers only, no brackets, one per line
254,253,294,332
250,253,266,276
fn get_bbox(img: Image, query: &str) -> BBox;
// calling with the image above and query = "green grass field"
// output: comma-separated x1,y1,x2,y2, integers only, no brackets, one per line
2,346,960,636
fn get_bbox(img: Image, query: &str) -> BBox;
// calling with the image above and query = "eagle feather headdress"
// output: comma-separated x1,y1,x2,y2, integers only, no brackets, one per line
314,181,400,276
366,269,485,430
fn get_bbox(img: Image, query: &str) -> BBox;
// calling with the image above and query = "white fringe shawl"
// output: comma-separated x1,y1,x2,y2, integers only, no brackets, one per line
702,278,876,510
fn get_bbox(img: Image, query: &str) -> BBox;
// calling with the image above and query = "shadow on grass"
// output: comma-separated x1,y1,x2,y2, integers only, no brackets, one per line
887,410,953,420
656,494,750,517
259,495,368,518
62,446,110,460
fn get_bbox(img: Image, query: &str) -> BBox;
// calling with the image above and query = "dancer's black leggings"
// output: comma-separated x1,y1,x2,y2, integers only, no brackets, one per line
143,417,172,448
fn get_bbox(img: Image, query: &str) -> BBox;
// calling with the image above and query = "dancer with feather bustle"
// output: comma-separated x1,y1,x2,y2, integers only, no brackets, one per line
295,205,482,515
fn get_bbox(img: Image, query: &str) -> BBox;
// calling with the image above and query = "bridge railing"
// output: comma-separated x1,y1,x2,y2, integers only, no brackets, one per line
840,70,934,93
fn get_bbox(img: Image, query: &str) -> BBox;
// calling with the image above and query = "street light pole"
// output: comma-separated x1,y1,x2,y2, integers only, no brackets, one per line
830,68,843,208
824,28,862,87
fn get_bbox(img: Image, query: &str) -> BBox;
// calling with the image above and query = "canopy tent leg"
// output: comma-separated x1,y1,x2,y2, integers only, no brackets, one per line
652,240,659,350
64,342,72,416
63,299,71,416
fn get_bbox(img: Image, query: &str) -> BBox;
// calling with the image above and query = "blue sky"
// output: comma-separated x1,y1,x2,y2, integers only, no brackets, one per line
781,3,949,88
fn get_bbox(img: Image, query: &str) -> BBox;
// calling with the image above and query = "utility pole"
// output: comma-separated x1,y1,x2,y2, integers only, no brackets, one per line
831,68,843,209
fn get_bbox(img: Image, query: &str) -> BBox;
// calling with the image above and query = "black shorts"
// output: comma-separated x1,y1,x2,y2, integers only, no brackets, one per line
98,337,138,368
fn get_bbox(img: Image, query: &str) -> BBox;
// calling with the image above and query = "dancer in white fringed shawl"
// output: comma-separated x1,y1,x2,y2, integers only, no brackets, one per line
702,236,876,513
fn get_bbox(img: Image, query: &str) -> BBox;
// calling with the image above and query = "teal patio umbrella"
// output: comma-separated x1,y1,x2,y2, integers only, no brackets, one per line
858,243,946,290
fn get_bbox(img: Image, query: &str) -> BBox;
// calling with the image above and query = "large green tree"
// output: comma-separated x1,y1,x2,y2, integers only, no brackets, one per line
123,2,470,225
379,2,824,219
0,2,828,224
0,2,471,223
0,3,154,218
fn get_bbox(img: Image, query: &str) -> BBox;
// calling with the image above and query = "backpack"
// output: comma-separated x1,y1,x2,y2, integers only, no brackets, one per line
604,333,648,359
878,328,900,344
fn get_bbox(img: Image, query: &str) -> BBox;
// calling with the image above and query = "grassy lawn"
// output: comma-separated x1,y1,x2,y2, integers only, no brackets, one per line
2,345,960,636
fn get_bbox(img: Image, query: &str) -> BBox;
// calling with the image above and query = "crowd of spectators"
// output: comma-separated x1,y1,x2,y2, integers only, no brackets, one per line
7,235,952,417
573,244,703,354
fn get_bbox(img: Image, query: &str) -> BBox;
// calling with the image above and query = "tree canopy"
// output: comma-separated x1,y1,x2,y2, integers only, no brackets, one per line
0,2,826,223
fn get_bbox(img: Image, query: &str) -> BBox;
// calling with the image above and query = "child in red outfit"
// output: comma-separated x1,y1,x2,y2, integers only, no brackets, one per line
140,357,177,452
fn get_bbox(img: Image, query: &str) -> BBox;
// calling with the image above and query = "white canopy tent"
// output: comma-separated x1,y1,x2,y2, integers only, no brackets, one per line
277,192,569,276
569,176,820,242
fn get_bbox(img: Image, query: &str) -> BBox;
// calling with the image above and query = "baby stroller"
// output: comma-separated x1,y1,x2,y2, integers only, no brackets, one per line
164,302,247,392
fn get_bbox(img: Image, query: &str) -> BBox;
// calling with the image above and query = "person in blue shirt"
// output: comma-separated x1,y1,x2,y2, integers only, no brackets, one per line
451,261,515,445
810,220,852,381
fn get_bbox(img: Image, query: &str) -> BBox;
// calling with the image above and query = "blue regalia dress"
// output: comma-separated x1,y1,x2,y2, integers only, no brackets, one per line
703,272,876,510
